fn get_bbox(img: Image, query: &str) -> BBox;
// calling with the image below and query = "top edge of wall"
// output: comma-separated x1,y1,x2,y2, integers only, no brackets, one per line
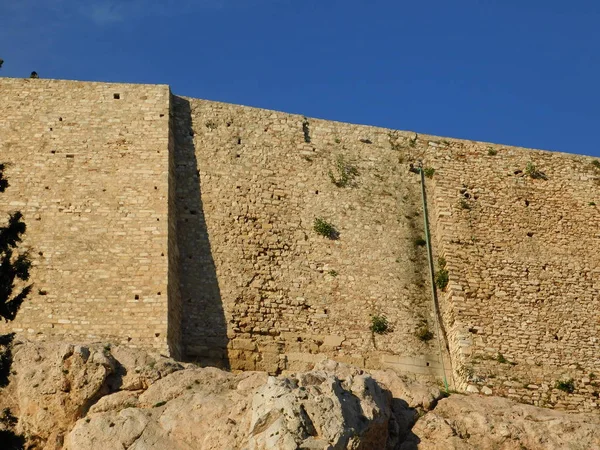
0,76,170,89
177,95,597,161
1,76,596,160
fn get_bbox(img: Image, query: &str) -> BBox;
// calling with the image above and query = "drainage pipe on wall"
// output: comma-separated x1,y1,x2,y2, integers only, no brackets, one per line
417,161,450,393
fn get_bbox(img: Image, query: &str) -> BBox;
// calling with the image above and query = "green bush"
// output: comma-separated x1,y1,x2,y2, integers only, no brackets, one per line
556,379,575,394
328,155,358,187
592,160,600,169
435,257,449,290
487,148,497,156
423,167,435,178
416,326,433,342
313,218,338,239
371,315,389,334
497,353,508,364
525,161,547,180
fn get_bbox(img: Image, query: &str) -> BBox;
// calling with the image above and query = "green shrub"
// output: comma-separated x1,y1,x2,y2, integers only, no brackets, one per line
556,379,575,394
592,160,600,169
328,155,358,187
435,257,449,290
497,353,508,364
313,218,338,239
153,401,167,408
525,161,547,180
423,167,435,178
415,238,426,247
415,326,433,341
371,315,389,334
487,147,497,156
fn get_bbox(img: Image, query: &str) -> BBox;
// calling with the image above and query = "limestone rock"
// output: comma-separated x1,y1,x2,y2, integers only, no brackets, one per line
3,341,600,450
413,394,600,450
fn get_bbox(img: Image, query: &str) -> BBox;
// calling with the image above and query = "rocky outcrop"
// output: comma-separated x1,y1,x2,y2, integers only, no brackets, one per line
1,340,599,449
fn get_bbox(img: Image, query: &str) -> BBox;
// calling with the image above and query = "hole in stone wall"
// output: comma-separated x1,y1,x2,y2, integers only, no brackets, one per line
66,154,74,158
113,93,120,99
59,117,62,121
156,218,159,221
45,186,50,190
161,253,164,256
157,292,161,295
315,190,319,195
426,362,430,366
159,113,164,117
236,154,240,158
155,333,160,337
154,186,158,190
49,127,53,131
51,150,56,154
525,199,530,206
237,138,242,145
134,295,139,300
514,170,522,175
38,290,47,296
527,232,534,237
38,252,43,256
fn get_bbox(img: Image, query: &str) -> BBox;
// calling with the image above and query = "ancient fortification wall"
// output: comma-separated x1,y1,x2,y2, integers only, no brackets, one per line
423,140,600,411
176,97,448,378
0,78,173,354
1,77,599,411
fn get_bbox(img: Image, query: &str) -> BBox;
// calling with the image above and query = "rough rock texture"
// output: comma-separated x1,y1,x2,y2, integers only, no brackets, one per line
1,341,599,450
414,394,600,450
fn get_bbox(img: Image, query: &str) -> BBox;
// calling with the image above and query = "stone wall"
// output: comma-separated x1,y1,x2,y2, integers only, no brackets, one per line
0,78,172,353
176,98,452,379
1,77,598,411
423,138,600,412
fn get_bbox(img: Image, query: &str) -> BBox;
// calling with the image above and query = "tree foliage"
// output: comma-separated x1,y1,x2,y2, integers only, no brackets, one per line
0,164,32,323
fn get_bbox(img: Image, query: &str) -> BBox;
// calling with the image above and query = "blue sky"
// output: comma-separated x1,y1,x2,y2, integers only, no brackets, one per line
1,0,599,157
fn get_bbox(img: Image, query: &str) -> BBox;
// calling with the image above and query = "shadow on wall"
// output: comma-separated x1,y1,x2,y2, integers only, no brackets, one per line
171,96,229,369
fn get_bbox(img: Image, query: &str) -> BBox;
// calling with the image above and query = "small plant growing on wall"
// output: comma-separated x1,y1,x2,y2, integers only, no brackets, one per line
328,155,359,187
423,167,435,179
414,238,426,247
435,257,449,291
487,147,498,156
592,160,600,170
313,218,339,239
525,161,547,180
415,325,433,341
371,315,389,334
459,198,471,210
556,379,575,393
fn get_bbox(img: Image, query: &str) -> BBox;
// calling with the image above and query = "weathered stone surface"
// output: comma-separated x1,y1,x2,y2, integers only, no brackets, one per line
413,394,600,450
2,342,600,450
1,77,599,411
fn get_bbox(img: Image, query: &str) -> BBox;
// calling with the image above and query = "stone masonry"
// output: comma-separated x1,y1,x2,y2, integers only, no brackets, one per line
0,78,173,354
1,77,598,411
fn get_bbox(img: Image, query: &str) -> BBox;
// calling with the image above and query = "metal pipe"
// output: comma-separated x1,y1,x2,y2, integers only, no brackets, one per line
418,162,450,393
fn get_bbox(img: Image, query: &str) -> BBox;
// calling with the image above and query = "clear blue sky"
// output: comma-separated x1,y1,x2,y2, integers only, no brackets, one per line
2,0,599,157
